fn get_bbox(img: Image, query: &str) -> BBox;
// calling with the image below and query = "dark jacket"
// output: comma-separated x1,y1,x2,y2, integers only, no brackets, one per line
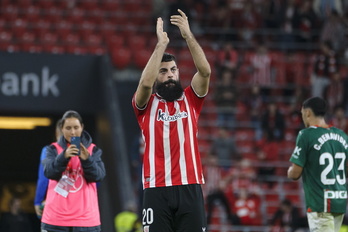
42,131,106,183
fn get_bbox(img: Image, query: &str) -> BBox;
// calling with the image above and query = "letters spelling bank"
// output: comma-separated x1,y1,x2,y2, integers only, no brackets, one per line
0,66,60,97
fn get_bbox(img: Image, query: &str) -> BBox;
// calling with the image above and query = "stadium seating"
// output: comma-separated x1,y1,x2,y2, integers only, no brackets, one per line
0,1,320,230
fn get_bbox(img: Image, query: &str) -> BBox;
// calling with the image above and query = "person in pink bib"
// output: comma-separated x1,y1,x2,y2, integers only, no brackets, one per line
41,110,106,232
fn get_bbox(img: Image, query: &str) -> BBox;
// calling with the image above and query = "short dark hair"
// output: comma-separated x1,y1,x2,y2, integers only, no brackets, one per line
161,53,176,62
302,97,327,117
61,110,83,127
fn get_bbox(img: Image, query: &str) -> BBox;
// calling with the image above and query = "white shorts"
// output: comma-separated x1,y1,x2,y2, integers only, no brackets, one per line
307,212,344,232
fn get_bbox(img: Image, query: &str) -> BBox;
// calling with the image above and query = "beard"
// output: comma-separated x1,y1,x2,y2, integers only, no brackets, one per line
155,79,184,102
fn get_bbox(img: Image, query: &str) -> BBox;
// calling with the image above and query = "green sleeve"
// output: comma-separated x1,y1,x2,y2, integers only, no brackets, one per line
289,130,307,167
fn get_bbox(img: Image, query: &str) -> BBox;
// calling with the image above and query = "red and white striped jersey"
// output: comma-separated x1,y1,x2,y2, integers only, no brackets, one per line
132,86,205,189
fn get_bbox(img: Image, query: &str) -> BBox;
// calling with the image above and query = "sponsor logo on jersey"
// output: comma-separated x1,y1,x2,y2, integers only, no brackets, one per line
324,190,347,199
292,146,302,158
157,109,188,122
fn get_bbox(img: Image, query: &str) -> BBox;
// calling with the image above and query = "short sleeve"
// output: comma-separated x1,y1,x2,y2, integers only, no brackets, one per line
289,130,308,167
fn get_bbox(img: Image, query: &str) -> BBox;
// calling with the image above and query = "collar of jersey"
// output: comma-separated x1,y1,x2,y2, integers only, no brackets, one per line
155,93,185,102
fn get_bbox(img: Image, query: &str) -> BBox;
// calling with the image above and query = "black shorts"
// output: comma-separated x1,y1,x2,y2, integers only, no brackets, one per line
142,184,207,232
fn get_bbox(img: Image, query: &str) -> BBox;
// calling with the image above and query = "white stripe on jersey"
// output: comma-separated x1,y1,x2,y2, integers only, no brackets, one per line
164,104,172,186
176,101,188,185
149,98,159,188
324,189,328,212
184,96,199,182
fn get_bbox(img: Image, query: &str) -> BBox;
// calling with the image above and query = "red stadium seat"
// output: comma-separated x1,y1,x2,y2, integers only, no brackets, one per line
19,31,36,44
54,20,73,38
33,19,52,37
2,4,19,21
21,44,43,53
108,11,127,26
106,34,125,50
43,44,66,54
45,7,64,23
66,45,88,55
37,0,55,9
0,0,11,7
0,19,6,29
99,21,117,38
123,0,140,12
120,22,137,39
284,194,302,205
177,61,195,84
110,47,132,69
84,34,103,47
25,5,41,23
234,129,255,141
61,33,80,46
133,48,152,70
0,31,12,45
78,0,99,10
100,0,122,11
88,46,107,55
78,20,96,38
0,31,20,52
11,18,28,38
88,8,105,24
17,0,33,8
66,7,85,25
40,33,58,45
127,36,146,51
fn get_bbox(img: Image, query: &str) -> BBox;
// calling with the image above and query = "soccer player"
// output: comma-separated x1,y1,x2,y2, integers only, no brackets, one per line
132,9,211,232
288,97,348,232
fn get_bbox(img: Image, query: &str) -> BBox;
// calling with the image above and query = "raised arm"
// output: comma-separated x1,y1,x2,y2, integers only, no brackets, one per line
170,9,211,96
135,17,169,108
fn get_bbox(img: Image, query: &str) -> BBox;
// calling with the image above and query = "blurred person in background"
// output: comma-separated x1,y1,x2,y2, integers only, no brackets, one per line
0,197,34,232
313,0,343,20
330,105,348,133
132,9,211,232
231,188,262,226
214,69,238,128
255,129,280,188
260,102,286,141
249,42,273,98
325,71,344,114
217,42,239,79
319,10,345,53
210,127,240,169
34,119,62,219
269,198,308,232
311,40,339,98
41,110,106,232
114,201,142,232
202,155,240,227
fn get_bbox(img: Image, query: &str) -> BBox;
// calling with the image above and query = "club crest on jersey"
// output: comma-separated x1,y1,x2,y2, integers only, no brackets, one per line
157,109,188,122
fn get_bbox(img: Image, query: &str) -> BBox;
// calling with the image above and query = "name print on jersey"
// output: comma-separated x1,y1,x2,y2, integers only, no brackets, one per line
314,133,348,150
157,109,188,122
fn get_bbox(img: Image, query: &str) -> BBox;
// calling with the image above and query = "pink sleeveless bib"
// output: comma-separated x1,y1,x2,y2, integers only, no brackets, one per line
41,142,101,227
